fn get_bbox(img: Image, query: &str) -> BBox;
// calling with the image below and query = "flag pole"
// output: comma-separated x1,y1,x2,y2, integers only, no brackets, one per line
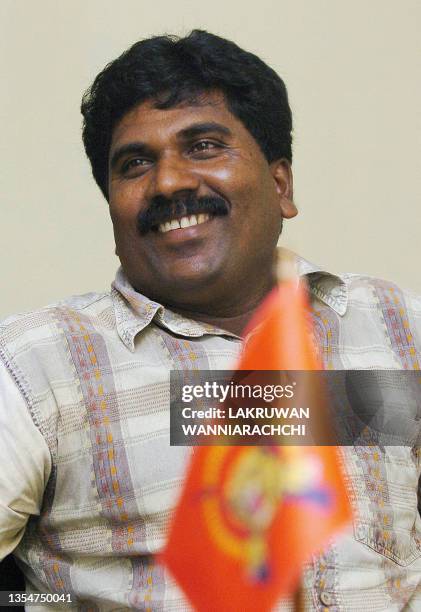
275,248,298,285
279,249,304,612
293,582,304,612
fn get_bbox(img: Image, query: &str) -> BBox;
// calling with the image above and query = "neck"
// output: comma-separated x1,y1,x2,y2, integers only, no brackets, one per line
167,282,275,336
173,306,257,336
132,253,282,334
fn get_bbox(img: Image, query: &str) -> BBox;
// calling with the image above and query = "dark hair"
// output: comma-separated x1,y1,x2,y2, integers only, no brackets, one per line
81,30,293,199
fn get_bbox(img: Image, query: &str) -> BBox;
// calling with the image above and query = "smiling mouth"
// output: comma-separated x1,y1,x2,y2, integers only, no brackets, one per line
156,213,211,234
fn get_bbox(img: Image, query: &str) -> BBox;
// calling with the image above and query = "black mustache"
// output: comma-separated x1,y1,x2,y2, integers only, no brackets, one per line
137,194,229,235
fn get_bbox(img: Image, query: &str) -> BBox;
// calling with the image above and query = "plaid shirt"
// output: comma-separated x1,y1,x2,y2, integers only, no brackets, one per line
0,256,420,611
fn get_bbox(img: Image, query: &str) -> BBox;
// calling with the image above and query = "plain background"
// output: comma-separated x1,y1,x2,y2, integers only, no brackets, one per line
1,0,420,319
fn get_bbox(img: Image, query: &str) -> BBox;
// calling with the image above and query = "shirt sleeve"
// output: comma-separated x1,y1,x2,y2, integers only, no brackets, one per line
0,363,51,559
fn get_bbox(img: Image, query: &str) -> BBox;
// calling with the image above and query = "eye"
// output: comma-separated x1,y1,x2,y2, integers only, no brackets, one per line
121,157,152,175
188,140,224,156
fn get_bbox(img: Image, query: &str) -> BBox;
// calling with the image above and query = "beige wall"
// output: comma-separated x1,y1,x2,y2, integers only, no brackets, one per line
1,0,420,319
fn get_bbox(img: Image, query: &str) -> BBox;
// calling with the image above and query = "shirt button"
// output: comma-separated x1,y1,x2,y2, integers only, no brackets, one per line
357,524,367,539
320,591,334,606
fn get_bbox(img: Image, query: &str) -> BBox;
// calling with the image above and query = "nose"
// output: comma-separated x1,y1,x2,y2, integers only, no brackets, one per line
147,154,200,200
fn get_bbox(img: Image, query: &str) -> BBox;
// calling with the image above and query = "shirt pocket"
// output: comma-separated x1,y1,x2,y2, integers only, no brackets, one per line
345,446,421,566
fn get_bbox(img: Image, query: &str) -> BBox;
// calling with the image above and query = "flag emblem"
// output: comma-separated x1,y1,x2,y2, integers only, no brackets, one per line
200,446,332,585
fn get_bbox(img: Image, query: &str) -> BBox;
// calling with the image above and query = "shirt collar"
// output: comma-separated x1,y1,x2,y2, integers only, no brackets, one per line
112,268,236,351
111,252,348,351
294,253,348,317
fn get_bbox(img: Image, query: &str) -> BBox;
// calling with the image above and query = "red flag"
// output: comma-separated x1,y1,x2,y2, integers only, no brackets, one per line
161,279,351,611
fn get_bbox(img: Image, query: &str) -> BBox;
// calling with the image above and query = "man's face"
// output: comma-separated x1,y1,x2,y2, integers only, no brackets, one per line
108,92,297,315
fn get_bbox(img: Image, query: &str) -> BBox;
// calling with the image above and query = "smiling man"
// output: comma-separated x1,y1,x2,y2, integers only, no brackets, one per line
107,94,295,328
0,30,420,611
82,31,297,335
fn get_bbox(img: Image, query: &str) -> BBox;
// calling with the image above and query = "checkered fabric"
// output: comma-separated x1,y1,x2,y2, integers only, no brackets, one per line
0,256,420,611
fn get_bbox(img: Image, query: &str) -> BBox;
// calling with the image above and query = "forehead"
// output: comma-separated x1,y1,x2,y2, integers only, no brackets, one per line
109,92,258,152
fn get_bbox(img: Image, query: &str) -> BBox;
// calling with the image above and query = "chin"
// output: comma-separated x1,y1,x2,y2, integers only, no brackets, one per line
164,252,224,280
167,268,219,290
126,250,227,301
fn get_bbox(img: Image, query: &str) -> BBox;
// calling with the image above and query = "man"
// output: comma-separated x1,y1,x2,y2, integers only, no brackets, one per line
0,30,420,610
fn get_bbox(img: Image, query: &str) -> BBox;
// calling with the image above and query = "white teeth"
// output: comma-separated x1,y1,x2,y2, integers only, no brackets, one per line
158,213,210,233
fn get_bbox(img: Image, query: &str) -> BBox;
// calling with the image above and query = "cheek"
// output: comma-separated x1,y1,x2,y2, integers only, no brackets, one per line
216,177,262,218
109,183,144,224
228,167,279,217
237,180,283,242
109,194,142,255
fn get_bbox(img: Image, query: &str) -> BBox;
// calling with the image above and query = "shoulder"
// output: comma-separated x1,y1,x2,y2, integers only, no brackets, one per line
309,266,421,332
0,291,113,357
334,273,421,355
339,271,421,312
309,268,421,369
297,251,421,317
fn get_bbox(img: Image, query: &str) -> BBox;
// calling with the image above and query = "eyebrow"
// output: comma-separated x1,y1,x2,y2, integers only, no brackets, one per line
110,122,232,170
177,121,233,141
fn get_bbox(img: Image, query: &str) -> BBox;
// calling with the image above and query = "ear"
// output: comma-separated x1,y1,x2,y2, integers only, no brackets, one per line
270,159,298,219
